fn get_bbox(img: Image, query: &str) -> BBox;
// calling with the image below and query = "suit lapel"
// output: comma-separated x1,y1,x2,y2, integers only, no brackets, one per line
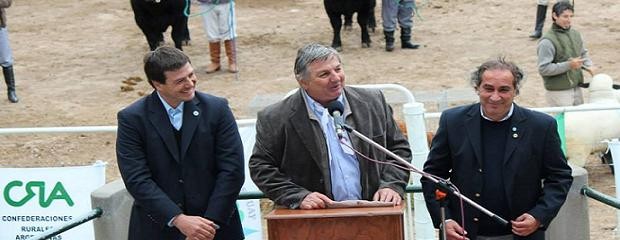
343,88,371,198
343,88,367,157
289,90,331,190
180,97,201,161
503,105,527,167
503,104,527,209
147,92,180,162
465,104,483,167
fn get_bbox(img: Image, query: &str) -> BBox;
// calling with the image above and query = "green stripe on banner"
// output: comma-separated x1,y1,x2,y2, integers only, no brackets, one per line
555,112,567,156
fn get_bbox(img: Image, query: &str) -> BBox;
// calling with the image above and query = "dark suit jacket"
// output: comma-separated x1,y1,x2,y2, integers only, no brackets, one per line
249,86,411,209
421,103,573,240
116,91,245,240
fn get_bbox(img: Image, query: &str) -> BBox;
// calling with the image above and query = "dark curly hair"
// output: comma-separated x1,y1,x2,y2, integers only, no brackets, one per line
470,57,525,94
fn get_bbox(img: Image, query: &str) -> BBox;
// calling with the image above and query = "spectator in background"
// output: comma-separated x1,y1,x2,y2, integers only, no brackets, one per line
199,0,238,73
537,1,594,107
529,0,571,39
0,0,17,103
382,0,419,52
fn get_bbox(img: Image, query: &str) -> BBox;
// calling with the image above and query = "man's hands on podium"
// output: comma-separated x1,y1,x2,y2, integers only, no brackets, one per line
300,192,335,209
300,188,402,210
173,214,218,240
373,188,402,206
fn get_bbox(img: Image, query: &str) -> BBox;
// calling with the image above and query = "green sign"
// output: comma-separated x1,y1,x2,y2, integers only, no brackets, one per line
3,181,74,207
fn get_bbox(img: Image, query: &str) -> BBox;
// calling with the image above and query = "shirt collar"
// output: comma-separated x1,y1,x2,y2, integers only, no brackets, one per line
301,89,345,119
157,91,184,114
480,103,514,122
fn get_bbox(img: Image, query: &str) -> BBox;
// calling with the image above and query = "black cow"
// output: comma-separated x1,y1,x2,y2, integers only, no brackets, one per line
130,0,190,51
323,0,375,51
343,5,377,33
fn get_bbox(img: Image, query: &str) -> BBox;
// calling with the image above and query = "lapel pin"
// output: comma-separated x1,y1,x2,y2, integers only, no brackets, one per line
512,133,518,139
193,110,199,116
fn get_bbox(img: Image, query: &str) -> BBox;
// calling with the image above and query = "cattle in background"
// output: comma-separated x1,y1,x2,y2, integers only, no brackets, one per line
343,4,377,33
323,0,375,51
130,0,190,51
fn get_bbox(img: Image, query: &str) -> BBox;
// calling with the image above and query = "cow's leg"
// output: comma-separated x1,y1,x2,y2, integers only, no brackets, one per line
144,31,164,51
182,4,191,46
171,18,186,51
356,10,371,48
344,13,353,31
368,0,377,33
327,12,343,51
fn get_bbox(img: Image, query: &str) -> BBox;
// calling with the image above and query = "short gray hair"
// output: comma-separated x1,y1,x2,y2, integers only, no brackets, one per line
293,43,341,81
470,57,525,94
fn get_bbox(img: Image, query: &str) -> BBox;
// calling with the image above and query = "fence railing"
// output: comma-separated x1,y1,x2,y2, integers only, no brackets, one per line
582,186,620,209
28,208,103,240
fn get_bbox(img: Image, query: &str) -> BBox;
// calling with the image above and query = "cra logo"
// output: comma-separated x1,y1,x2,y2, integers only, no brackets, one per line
3,181,74,208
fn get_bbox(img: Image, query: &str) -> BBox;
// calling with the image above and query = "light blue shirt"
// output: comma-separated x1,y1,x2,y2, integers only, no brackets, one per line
157,92,185,227
157,92,184,130
302,90,362,201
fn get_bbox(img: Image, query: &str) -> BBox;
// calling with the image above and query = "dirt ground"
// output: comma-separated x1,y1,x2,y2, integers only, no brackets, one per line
1,0,620,238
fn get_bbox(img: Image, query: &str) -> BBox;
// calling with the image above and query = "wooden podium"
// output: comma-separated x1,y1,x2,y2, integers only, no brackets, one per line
265,204,405,240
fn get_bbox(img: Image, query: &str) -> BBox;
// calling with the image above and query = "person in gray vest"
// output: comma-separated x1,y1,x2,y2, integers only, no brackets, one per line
529,0,569,39
0,0,17,103
381,0,419,52
537,1,594,107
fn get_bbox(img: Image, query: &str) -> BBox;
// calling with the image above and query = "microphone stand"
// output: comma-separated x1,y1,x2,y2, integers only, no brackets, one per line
436,190,448,240
342,124,510,228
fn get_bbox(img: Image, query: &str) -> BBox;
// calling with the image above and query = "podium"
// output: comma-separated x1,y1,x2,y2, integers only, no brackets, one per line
265,204,405,240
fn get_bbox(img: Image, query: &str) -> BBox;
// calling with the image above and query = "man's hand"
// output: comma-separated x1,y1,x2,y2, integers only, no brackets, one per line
372,188,402,205
173,214,218,240
300,192,334,209
444,219,469,240
511,213,540,237
568,57,585,70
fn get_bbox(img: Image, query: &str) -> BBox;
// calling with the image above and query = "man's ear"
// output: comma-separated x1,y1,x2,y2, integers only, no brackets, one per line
298,79,309,90
152,80,163,91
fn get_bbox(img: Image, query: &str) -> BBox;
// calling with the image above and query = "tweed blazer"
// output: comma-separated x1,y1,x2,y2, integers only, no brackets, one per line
249,86,411,209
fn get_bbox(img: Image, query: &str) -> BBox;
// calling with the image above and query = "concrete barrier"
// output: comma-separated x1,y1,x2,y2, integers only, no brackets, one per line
89,166,590,240
90,179,132,240
546,164,589,240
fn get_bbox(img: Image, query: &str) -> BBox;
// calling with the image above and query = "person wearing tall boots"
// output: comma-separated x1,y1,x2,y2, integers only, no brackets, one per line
529,0,570,39
0,0,16,103
381,0,420,52
199,0,238,73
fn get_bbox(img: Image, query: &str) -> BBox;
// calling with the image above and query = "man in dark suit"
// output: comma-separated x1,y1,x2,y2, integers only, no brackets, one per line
421,58,573,240
249,43,411,210
116,46,244,240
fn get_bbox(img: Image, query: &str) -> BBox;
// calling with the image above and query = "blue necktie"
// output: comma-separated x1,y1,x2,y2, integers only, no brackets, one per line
168,108,182,130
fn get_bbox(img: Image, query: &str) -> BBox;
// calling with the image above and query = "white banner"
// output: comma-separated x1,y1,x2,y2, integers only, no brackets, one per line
239,124,263,240
237,199,262,240
0,161,106,240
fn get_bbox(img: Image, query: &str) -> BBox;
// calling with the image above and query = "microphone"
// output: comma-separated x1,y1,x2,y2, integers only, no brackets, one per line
326,100,345,139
